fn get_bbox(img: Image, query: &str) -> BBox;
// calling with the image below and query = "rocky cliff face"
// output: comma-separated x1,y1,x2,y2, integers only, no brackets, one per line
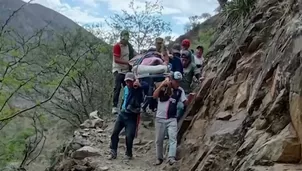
177,0,302,170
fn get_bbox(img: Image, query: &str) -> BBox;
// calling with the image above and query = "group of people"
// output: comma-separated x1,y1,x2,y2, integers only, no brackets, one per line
108,30,205,166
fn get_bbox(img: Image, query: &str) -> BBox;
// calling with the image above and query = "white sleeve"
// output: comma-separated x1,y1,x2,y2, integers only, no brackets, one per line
180,88,187,102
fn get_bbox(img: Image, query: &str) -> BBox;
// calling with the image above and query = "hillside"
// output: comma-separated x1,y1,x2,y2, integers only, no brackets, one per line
168,14,220,54
0,0,112,170
177,0,302,170
0,0,83,36
50,0,302,171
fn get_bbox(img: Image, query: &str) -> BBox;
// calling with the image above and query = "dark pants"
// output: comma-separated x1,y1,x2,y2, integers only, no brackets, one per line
113,72,126,108
140,77,164,112
110,113,138,157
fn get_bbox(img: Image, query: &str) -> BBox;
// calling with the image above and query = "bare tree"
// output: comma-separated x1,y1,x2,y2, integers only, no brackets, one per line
183,13,212,32
0,1,112,169
0,3,88,127
19,111,46,170
105,0,171,52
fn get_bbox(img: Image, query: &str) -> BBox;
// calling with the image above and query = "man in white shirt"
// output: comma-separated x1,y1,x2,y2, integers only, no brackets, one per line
152,71,194,166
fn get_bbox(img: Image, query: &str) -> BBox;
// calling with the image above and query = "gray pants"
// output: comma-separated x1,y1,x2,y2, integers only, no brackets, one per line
155,117,177,160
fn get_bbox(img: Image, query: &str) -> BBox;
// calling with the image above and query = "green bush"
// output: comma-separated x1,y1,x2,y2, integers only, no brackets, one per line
0,127,35,167
222,0,256,23
192,28,215,55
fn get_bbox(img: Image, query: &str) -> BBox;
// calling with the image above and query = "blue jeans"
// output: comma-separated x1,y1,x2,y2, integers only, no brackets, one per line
110,112,138,157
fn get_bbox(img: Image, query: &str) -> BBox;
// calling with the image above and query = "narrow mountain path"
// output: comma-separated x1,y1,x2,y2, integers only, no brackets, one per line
91,119,158,171
62,114,177,171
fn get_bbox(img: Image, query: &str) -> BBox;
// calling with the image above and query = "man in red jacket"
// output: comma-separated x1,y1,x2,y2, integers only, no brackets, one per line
112,30,136,114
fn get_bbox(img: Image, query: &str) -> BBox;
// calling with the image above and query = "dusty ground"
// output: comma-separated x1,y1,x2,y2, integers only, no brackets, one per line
68,117,177,171
94,119,158,171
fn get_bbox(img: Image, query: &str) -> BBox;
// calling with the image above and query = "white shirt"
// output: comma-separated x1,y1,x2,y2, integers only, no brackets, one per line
156,87,187,119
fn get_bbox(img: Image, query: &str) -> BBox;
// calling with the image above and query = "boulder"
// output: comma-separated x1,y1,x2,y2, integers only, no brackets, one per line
89,111,100,120
97,166,109,171
91,118,104,128
71,146,101,160
234,80,249,111
216,111,232,120
80,120,92,129
80,119,104,129
255,124,301,163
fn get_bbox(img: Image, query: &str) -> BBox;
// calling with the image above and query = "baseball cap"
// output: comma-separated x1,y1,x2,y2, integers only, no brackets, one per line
155,37,164,44
124,72,135,81
120,30,129,40
172,71,183,81
181,50,191,59
181,39,190,47
171,43,181,53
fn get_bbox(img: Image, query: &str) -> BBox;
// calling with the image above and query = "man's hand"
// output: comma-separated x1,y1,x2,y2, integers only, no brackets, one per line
160,77,170,87
199,77,205,83
187,93,195,103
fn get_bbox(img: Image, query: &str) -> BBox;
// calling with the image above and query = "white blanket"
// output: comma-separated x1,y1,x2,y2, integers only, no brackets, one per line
132,65,168,78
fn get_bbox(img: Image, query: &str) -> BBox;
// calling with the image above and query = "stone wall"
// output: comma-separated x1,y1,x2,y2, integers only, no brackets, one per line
177,0,302,170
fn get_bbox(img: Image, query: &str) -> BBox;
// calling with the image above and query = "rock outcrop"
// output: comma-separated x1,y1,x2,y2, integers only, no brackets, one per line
177,0,302,170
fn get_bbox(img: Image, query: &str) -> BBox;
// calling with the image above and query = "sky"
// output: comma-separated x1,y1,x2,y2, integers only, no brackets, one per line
23,0,218,40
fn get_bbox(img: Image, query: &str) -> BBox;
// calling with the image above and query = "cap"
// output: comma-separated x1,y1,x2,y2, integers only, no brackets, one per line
181,39,190,47
181,50,191,59
124,72,135,81
172,71,183,81
120,30,129,40
155,37,164,44
171,43,181,53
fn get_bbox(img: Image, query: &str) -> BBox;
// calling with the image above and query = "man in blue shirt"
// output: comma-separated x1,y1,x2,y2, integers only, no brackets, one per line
168,43,183,74
109,72,147,160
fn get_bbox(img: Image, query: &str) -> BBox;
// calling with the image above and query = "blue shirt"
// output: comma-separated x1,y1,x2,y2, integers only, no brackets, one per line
121,81,149,112
122,86,129,110
169,56,183,75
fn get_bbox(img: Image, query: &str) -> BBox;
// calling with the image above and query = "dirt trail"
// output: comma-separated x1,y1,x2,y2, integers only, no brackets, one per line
76,118,174,171
95,120,157,171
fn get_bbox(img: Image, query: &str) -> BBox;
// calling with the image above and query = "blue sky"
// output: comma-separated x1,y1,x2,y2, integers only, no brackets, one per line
24,0,219,39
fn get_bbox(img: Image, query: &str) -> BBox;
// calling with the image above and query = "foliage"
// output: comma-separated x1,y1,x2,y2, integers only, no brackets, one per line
104,0,171,52
222,0,256,23
0,1,112,169
184,13,212,32
217,0,228,8
0,123,35,167
191,28,215,55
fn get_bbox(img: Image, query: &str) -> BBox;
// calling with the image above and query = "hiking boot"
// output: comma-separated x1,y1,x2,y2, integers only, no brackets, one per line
153,159,163,166
112,107,118,114
125,154,133,160
168,157,176,165
107,151,117,160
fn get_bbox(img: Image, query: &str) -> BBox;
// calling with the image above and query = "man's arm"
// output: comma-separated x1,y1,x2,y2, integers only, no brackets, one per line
113,44,129,65
153,81,166,98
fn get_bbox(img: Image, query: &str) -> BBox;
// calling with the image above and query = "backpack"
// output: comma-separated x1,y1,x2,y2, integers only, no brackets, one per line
127,42,135,60
166,89,182,118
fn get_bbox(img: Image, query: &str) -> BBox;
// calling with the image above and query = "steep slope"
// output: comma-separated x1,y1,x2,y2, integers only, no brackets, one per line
177,0,302,170
0,0,87,37
0,0,110,170
168,15,219,54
